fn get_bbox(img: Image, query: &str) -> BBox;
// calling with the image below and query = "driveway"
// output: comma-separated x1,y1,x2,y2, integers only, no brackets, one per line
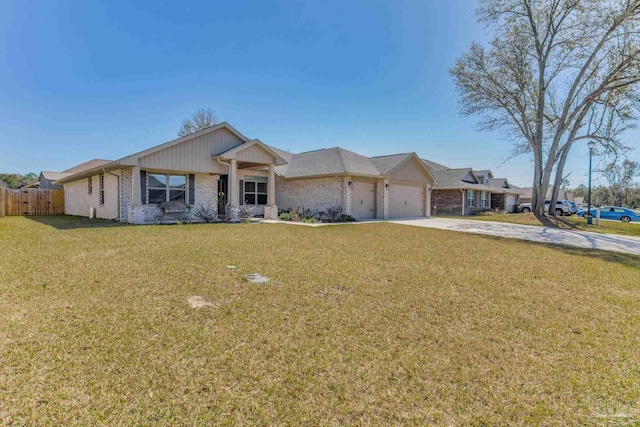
389,218,640,256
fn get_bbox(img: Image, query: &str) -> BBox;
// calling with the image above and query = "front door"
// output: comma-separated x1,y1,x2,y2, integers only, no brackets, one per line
218,175,228,215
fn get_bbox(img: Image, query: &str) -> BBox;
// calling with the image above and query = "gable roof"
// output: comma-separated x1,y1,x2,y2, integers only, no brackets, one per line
117,122,250,165
274,149,434,183
41,171,73,181
63,159,111,174
56,122,251,184
214,139,288,165
275,147,380,178
422,159,451,171
428,167,497,192
474,169,494,178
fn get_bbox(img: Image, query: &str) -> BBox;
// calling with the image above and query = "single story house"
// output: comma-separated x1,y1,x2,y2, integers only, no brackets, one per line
516,187,574,204
422,160,521,215
55,123,436,223
38,159,111,189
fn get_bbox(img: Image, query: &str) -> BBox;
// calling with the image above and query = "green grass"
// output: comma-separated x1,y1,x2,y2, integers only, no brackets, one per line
446,212,640,238
1,215,640,426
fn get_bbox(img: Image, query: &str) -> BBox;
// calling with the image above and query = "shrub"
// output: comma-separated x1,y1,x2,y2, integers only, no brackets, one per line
321,206,344,223
279,212,293,221
338,214,356,222
238,203,255,220
193,202,219,223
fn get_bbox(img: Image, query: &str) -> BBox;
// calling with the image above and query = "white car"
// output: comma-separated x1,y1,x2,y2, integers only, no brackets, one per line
519,200,572,216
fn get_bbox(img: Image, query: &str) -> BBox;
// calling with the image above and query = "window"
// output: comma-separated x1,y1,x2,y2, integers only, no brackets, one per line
99,175,105,205
88,177,93,195
481,191,487,207
244,180,268,205
147,174,186,204
467,190,475,207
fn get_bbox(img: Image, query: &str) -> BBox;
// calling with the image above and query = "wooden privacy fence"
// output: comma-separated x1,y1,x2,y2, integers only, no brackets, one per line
2,188,64,216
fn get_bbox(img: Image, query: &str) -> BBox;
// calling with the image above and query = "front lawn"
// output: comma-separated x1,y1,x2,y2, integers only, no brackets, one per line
1,216,639,425
450,212,640,238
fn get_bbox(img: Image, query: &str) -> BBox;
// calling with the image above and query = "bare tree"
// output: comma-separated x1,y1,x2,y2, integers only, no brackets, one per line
451,0,640,216
177,108,220,137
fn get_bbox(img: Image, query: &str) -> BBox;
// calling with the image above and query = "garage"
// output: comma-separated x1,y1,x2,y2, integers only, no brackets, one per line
351,181,376,219
505,194,518,213
389,184,425,218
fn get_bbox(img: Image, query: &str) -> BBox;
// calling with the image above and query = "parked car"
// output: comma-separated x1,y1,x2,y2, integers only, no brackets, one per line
518,200,572,216
577,206,640,222
566,201,578,214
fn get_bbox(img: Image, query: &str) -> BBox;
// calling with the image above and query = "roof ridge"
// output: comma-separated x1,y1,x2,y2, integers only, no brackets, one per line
335,147,348,173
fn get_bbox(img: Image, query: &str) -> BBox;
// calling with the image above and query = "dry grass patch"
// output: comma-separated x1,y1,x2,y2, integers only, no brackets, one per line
452,212,640,237
1,215,639,426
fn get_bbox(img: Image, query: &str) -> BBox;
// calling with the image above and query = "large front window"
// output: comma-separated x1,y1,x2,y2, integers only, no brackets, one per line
481,191,487,207
148,174,186,204
244,180,267,205
467,190,475,207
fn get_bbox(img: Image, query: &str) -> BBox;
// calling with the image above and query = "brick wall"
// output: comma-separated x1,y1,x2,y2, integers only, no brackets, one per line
63,171,121,220
275,176,344,213
432,189,463,216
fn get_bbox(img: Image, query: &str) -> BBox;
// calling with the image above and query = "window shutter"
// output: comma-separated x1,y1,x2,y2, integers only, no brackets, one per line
140,170,147,204
239,179,244,205
188,174,195,206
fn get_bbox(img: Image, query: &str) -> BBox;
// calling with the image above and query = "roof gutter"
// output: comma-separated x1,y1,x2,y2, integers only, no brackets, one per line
103,168,120,221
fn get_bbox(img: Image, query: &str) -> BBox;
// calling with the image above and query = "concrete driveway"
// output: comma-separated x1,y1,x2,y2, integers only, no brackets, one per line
389,218,640,256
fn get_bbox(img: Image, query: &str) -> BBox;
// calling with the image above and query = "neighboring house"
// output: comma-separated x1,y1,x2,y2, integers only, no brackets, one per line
489,178,521,213
517,187,573,204
421,160,520,215
54,123,436,223
38,159,111,190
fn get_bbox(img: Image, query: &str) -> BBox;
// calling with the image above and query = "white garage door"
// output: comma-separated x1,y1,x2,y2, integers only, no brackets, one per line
506,194,518,213
351,181,375,219
389,184,424,218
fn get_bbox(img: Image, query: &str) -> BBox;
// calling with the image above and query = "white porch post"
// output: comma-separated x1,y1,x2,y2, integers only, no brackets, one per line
263,163,278,220
228,159,239,221
343,176,352,216
461,190,465,216
131,166,141,205
425,183,431,218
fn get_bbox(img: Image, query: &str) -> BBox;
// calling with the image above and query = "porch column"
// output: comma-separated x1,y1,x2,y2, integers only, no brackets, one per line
343,176,352,216
425,183,431,218
461,190,465,216
228,159,239,221
131,166,141,205
263,163,278,220
267,164,276,206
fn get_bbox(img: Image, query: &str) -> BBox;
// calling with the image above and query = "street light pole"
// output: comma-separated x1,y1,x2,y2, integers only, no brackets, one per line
587,141,596,224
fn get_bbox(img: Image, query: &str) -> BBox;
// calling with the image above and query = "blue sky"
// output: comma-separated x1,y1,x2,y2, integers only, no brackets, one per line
1,0,637,186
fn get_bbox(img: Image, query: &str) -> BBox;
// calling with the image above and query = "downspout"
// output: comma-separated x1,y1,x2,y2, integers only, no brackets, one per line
104,168,120,221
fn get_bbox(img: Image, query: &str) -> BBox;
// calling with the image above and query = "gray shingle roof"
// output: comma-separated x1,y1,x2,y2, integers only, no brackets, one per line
41,171,74,181
429,168,498,192
62,159,111,174
369,153,413,174
275,147,382,178
421,159,450,171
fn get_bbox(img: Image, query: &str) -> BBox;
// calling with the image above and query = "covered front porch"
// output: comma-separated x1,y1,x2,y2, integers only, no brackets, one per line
123,139,288,224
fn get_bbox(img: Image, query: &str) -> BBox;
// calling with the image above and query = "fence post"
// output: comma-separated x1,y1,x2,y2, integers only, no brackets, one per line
0,187,5,217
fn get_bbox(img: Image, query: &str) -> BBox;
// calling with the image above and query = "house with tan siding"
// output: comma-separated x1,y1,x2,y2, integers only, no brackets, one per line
55,122,436,223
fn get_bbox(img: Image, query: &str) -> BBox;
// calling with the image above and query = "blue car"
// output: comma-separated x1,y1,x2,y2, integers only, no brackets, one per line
577,206,640,223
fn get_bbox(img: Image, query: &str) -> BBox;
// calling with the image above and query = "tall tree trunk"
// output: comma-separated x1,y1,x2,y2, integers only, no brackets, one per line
550,146,571,217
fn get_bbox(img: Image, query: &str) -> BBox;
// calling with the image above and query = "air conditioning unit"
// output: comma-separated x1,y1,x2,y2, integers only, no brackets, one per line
89,207,96,218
